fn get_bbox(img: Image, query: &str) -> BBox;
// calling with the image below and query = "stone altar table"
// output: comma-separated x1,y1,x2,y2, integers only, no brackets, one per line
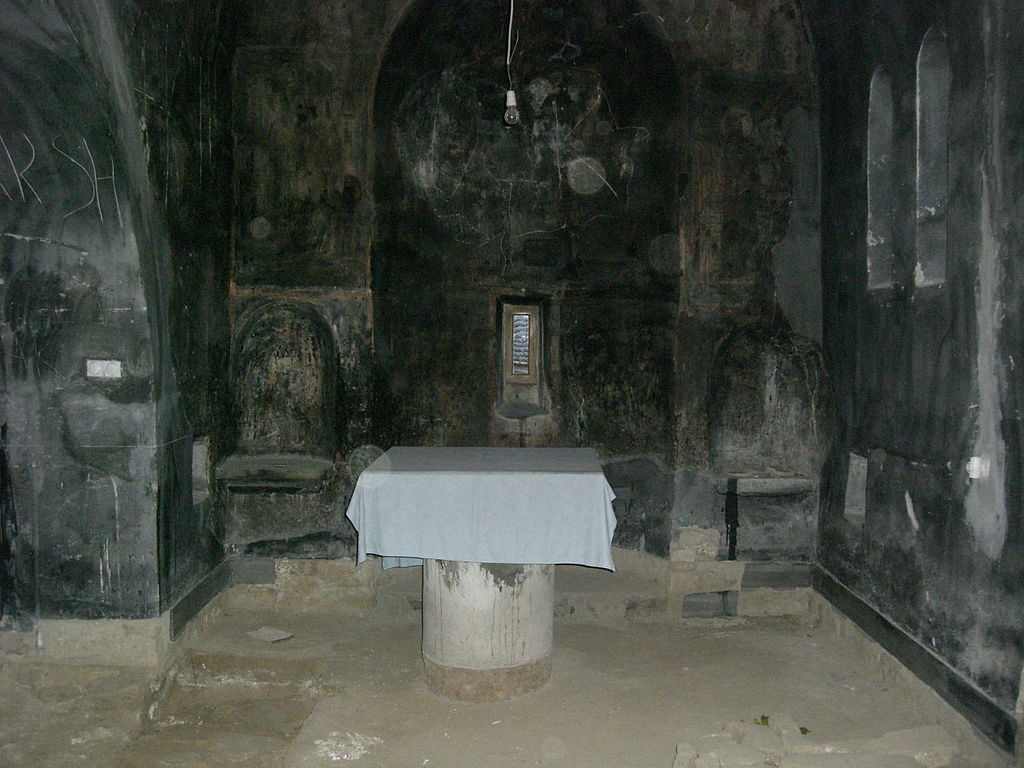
346,447,616,700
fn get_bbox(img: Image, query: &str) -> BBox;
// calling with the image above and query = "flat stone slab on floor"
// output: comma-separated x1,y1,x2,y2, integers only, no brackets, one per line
780,755,924,768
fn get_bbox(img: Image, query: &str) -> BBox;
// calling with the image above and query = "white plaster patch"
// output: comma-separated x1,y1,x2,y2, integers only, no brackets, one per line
412,158,437,190
314,732,383,761
85,359,122,378
966,455,990,480
248,216,271,239
914,261,928,286
566,156,611,196
843,453,868,525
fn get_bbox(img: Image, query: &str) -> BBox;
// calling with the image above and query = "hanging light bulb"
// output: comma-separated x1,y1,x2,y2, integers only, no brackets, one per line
503,89,520,126
502,0,519,126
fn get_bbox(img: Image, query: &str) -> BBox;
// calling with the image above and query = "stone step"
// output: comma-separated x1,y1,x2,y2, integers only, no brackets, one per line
170,651,327,693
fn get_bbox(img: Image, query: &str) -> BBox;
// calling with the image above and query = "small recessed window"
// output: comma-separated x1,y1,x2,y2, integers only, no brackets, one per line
511,313,531,375
503,304,539,385
915,28,950,287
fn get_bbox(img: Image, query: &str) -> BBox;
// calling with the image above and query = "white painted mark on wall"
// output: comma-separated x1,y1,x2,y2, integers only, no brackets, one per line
0,232,89,256
50,136,123,228
966,455,991,480
0,133,42,203
904,490,920,532
844,453,868,525
99,538,112,594
965,164,1007,559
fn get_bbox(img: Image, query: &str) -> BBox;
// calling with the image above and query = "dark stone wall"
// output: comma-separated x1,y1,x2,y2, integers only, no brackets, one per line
0,0,231,620
221,0,382,556
661,2,823,562
0,0,164,619
807,0,1024,714
119,0,235,611
0,0,827,615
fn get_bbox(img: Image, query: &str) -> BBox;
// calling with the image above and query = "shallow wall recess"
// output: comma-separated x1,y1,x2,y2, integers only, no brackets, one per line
496,299,548,421
217,300,338,492
705,324,832,561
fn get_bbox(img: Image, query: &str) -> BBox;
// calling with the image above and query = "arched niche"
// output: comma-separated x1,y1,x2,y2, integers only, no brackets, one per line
371,0,680,444
706,324,833,560
217,300,338,491
708,325,832,481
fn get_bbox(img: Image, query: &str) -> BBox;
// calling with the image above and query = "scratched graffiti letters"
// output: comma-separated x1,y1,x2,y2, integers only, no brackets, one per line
0,132,123,230
51,136,123,228
0,133,41,204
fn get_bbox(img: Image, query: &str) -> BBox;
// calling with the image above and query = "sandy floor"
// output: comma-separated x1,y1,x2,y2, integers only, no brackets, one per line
0,571,1014,768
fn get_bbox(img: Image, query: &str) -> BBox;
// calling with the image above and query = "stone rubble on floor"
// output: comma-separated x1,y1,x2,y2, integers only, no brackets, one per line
673,718,957,768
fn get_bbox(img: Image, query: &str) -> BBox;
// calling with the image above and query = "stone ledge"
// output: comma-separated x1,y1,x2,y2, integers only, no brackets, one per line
715,475,816,496
682,591,738,618
218,557,382,614
669,559,745,597
670,526,722,562
216,453,335,493
737,587,811,617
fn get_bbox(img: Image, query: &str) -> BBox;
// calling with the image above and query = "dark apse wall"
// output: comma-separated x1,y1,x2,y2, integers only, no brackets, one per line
373,0,680,557
806,0,1024,746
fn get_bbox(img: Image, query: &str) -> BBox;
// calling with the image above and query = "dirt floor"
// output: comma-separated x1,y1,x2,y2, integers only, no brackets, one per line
0,567,1015,768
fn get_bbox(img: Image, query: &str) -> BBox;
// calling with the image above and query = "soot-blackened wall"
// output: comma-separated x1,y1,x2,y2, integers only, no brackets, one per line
0,0,232,622
0,0,826,617
807,0,1024,745
122,0,236,612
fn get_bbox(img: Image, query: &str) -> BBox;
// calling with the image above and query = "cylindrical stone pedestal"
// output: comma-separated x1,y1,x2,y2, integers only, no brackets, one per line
422,559,554,701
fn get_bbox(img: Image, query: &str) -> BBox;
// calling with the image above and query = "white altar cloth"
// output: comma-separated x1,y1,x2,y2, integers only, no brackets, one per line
346,447,617,569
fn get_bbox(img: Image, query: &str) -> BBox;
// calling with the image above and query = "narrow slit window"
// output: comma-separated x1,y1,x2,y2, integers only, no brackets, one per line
502,304,539,385
915,28,950,287
867,67,895,290
511,313,531,375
